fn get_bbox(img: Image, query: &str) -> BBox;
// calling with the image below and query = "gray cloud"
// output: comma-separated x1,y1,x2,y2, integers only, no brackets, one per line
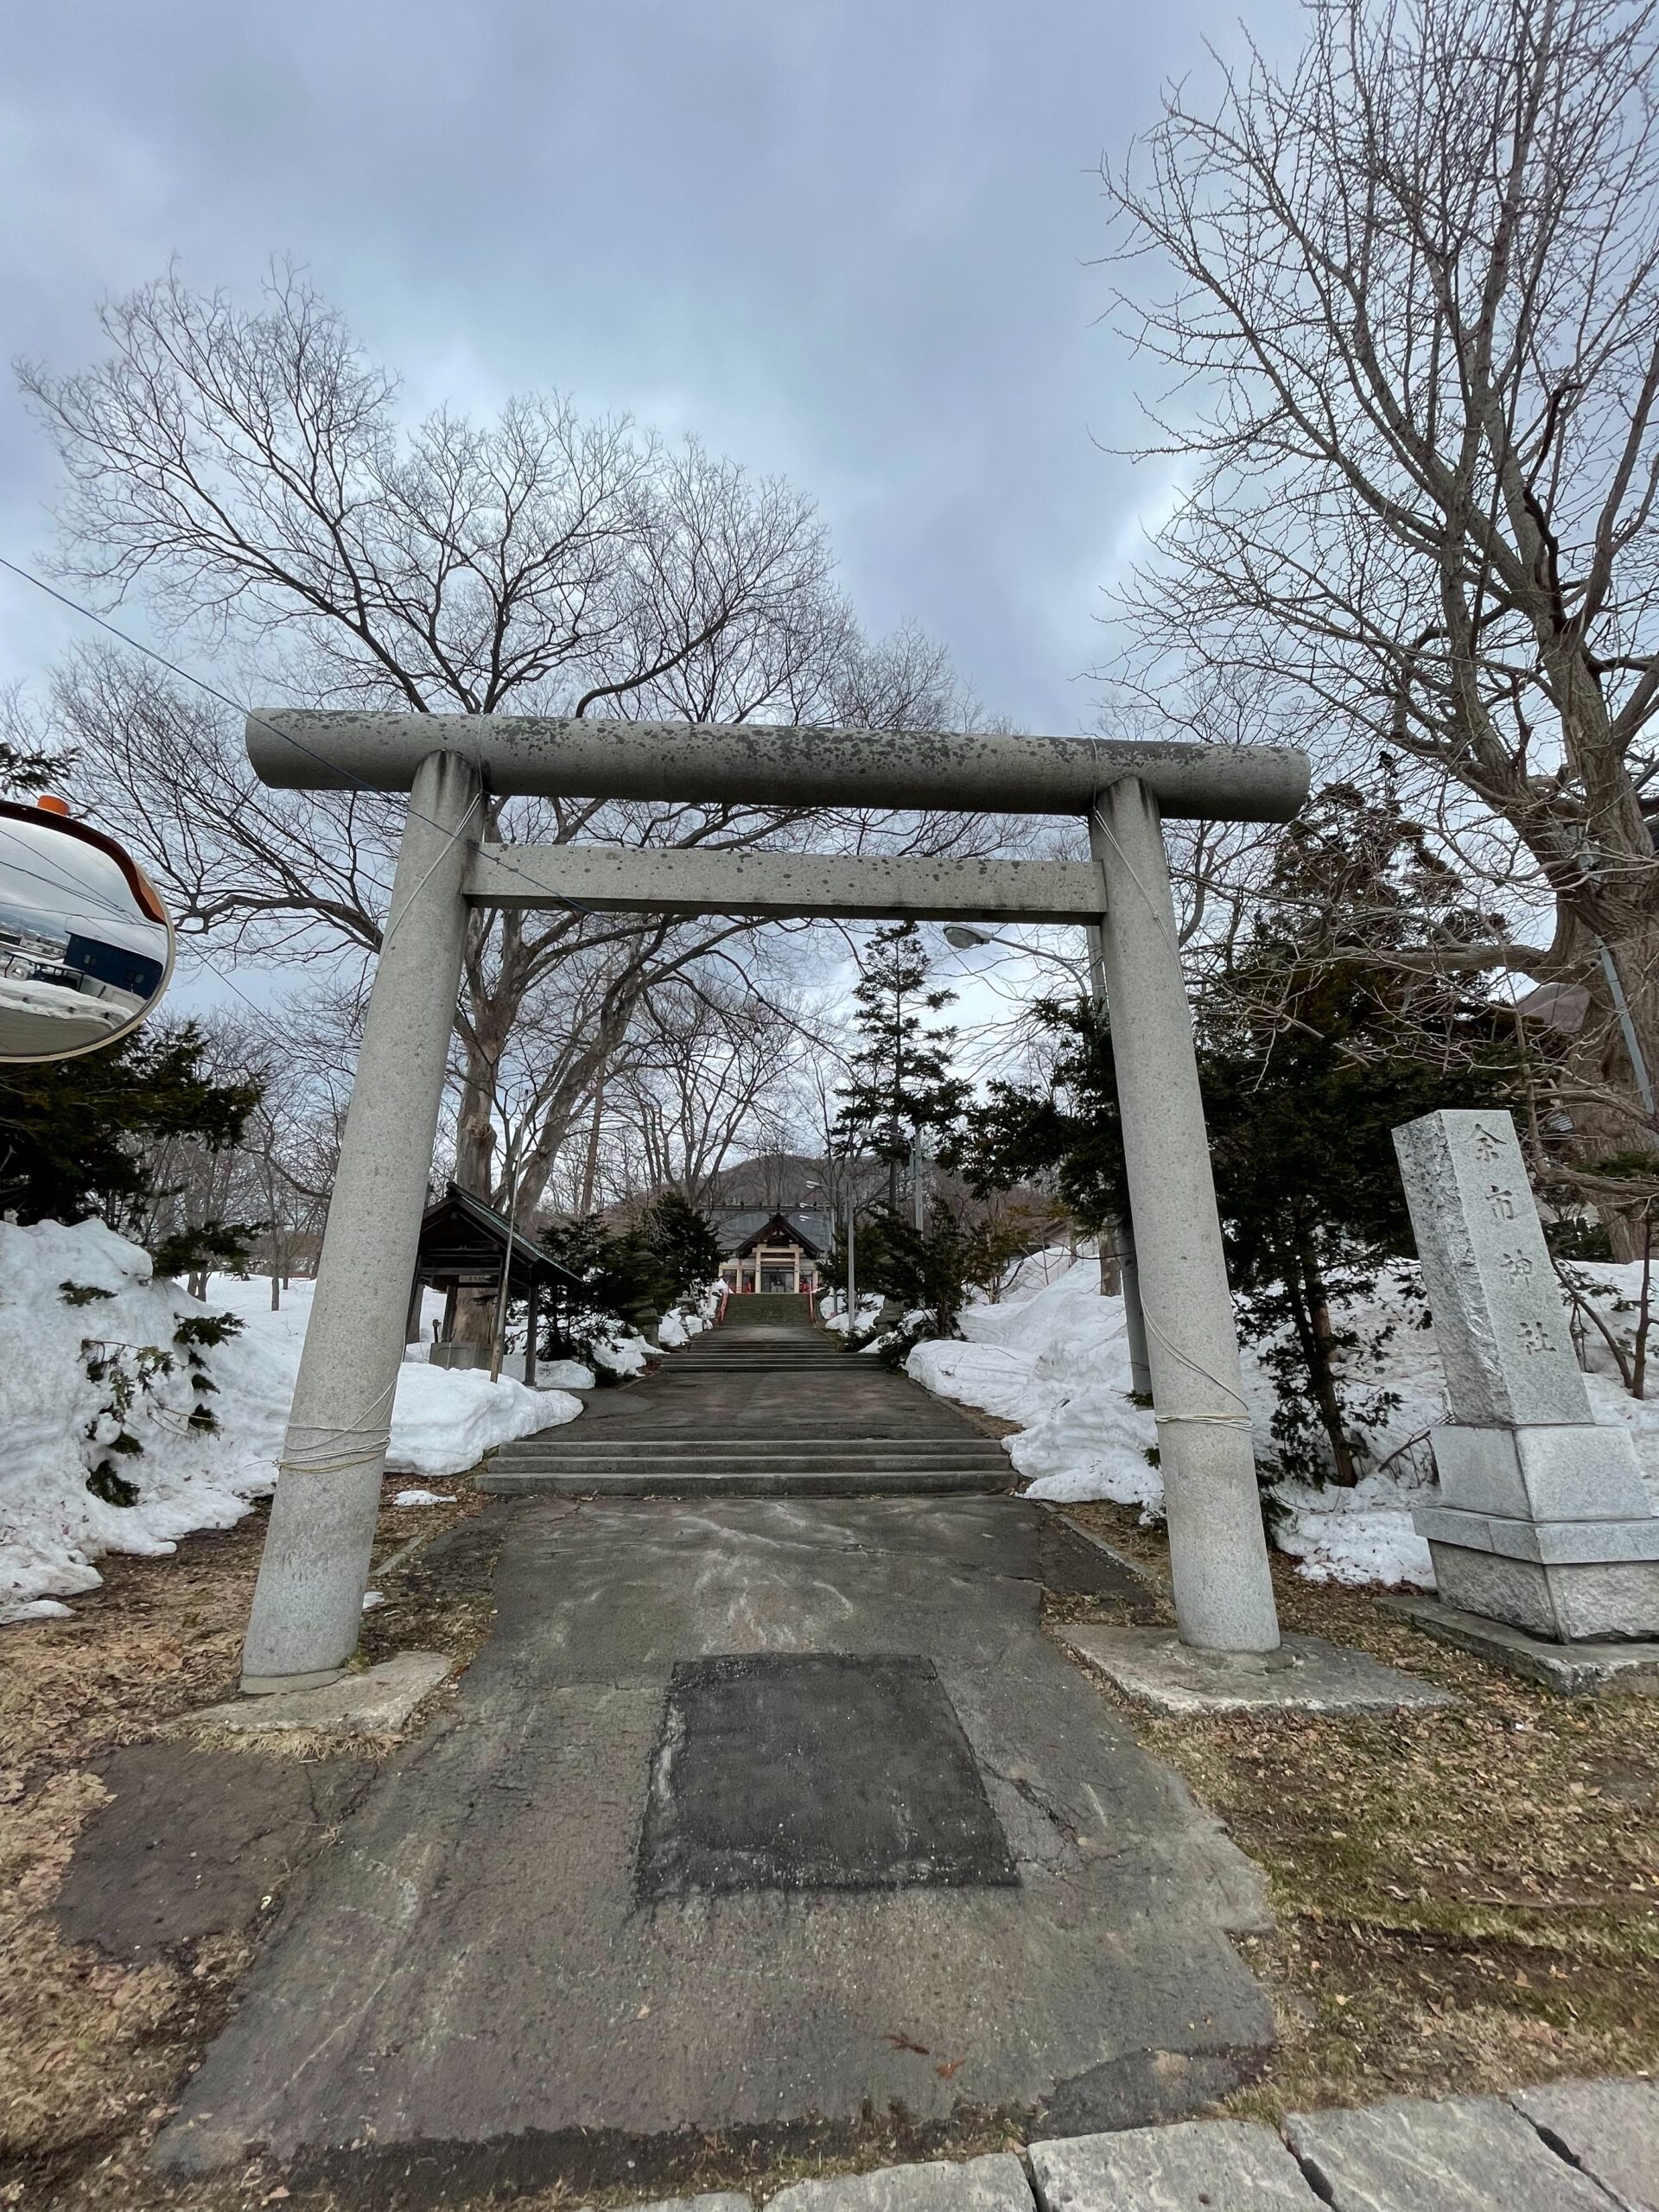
0,0,1291,731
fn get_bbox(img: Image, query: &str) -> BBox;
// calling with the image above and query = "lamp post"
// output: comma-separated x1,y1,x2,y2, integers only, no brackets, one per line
488,1137,527,1385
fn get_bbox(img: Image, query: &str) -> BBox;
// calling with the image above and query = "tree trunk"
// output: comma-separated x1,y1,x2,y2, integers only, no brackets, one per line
1281,1232,1358,1487
579,1067,607,1214
453,1040,501,1199
1303,1247,1357,1486
1633,1217,1654,1403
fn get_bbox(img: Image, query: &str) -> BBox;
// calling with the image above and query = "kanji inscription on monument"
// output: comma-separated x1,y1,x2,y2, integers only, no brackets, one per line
1392,1109,1588,1428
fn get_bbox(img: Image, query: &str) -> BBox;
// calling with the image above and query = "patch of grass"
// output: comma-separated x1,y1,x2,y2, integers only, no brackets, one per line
1058,1500,1659,2114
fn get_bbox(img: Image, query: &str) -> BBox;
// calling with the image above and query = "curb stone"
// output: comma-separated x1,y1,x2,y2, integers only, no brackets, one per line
766,2158,1033,2212
608,2082,1656,2212
1030,2119,1319,2209
1283,2093,1618,2210
1508,2078,1659,2209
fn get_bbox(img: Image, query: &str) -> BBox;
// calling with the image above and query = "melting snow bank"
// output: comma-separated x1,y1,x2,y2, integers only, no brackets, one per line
906,1258,1659,1590
820,1291,886,1338
1,1222,578,1623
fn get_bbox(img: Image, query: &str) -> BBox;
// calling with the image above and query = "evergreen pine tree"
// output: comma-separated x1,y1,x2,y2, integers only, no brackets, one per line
640,1191,723,1301
832,922,969,1211
0,1018,261,1237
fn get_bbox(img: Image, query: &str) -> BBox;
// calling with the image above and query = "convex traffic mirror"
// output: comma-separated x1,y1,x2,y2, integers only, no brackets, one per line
0,798,174,1062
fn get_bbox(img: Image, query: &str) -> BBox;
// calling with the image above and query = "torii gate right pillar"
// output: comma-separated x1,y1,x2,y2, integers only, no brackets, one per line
1091,779,1280,1652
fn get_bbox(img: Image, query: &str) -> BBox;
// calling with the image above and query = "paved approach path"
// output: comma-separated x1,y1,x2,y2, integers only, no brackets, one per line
161,1311,1278,2198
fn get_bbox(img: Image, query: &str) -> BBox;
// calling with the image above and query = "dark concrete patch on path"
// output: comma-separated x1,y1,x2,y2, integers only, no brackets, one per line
52,1740,374,1964
157,1491,1275,2196
638,1652,1019,1897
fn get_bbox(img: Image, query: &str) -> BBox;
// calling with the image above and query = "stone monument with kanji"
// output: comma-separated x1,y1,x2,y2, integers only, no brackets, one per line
1395,1108,1659,1641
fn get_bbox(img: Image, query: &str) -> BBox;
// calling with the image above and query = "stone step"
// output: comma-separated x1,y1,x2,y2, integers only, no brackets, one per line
664,1353,849,1371
491,1455,1011,1478
493,1436,1006,1456
493,1432,1009,1448
477,1465,1015,1497
679,1335,836,1343
499,1433,1000,1451
667,1352,849,1364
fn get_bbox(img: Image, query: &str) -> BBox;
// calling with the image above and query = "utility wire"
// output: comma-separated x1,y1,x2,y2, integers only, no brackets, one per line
0,553,595,923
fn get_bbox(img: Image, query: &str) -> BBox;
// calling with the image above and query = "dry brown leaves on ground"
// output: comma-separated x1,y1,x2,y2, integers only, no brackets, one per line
1061,1500,1659,2115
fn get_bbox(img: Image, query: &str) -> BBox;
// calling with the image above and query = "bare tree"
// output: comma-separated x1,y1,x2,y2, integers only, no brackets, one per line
22,268,996,1328
607,982,804,1209
129,1009,343,1300
1099,0,1659,1232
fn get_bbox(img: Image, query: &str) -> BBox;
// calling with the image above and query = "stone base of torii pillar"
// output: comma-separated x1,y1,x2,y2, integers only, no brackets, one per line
1395,1109,1659,1644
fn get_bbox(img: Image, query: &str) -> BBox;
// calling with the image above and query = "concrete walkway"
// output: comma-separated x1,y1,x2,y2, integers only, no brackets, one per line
159,1321,1282,2197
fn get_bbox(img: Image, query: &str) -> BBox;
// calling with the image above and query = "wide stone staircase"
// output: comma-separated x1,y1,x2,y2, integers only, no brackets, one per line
480,1294,1015,1498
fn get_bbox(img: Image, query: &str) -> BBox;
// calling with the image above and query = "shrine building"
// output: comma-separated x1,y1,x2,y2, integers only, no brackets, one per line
714,1209,833,1295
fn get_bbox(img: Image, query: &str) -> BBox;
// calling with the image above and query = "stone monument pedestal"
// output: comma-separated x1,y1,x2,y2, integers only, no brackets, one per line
1418,1421,1659,1640
1394,1110,1659,1647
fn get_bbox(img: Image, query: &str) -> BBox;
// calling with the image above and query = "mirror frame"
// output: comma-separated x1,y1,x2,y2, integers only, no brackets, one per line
0,797,177,1065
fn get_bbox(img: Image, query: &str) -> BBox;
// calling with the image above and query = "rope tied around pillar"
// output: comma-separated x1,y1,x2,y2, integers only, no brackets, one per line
275,1449,391,1480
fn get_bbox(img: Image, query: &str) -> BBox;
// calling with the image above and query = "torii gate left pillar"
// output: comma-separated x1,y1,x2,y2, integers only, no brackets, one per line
237,715,1305,1691
240,750,480,1688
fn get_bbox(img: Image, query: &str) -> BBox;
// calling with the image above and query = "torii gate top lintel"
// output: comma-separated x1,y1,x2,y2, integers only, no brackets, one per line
245,711,1309,823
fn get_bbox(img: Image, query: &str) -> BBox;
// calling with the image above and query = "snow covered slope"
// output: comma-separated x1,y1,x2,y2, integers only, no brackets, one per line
907,1257,1659,1590
1,1222,578,1623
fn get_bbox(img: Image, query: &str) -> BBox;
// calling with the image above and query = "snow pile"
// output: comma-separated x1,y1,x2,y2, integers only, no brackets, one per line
206,1274,581,1465
2,1224,580,1623
589,1322,655,1377
995,1244,1096,1302
1,1221,298,1621
376,1360,575,1471
537,1357,596,1390
821,1292,885,1338
910,1268,1165,1510
652,1284,722,1352
905,1255,1659,1589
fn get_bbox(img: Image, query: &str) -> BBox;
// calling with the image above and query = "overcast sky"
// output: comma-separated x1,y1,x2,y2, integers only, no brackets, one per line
1,0,1298,738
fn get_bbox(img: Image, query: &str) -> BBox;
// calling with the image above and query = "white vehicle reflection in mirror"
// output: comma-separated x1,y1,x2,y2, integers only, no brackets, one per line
0,798,175,1062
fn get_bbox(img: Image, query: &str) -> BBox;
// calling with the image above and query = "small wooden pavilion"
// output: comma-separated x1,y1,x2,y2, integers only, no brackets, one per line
408,1183,584,1382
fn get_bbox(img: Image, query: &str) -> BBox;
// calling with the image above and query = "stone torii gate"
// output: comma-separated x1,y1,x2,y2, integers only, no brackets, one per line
236,715,1308,1691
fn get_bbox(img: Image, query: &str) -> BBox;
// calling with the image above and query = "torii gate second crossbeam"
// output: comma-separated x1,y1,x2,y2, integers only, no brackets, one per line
235,716,1308,1692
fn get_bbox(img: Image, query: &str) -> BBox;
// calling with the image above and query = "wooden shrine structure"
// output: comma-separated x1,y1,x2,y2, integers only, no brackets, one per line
409,1183,583,1384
